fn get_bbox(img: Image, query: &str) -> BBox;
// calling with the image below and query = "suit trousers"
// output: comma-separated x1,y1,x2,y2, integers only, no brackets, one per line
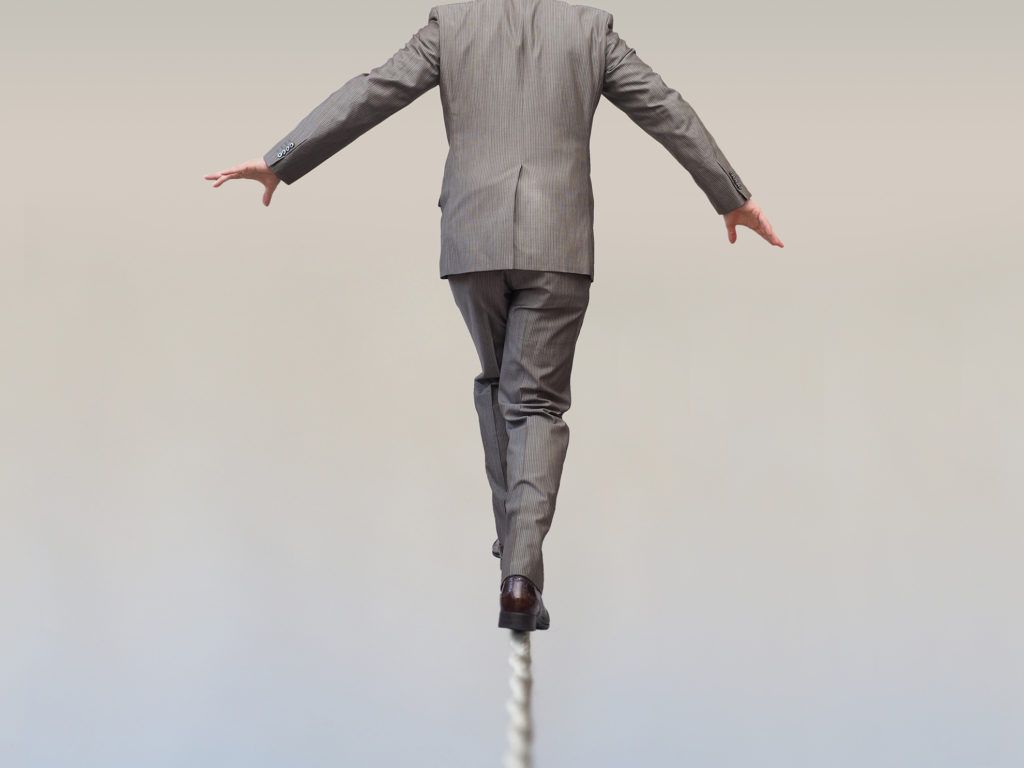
448,268,591,593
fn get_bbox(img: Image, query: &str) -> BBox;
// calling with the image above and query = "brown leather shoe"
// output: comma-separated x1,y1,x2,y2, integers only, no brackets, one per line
498,574,551,631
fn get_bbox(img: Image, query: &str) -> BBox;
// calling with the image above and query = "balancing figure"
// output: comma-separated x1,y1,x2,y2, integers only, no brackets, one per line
205,0,783,632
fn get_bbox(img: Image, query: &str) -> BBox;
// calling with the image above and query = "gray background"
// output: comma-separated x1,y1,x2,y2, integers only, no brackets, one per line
2,0,1022,765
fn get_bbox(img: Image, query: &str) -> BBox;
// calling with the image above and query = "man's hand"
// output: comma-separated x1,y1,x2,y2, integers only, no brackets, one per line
723,199,784,247
203,158,281,207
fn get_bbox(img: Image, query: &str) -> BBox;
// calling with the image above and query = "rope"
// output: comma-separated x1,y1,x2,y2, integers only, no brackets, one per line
503,630,534,768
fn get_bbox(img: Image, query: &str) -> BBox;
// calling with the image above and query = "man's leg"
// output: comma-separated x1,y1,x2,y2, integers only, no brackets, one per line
448,270,514,560
498,269,591,593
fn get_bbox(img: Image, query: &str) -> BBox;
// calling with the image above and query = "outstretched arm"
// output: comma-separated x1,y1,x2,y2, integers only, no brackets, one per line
264,7,441,184
601,13,750,215
204,7,440,203
601,14,782,246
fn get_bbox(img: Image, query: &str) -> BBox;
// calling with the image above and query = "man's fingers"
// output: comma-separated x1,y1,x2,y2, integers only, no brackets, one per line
724,207,785,249
754,212,774,243
753,212,785,248
204,169,239,181
762,218,785,247
210,172,241,188
762,217,784,247
205,160,257,183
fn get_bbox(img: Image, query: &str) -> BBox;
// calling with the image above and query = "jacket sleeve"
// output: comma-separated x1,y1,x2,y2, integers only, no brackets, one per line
601,13,752,215
263,7,441,185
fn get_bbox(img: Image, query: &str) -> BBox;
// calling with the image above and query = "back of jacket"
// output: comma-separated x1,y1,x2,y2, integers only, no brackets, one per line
434,0,608,278
264,0,752,281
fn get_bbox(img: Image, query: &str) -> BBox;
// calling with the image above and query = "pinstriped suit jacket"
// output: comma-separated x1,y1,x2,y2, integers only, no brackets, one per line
263,0,753,281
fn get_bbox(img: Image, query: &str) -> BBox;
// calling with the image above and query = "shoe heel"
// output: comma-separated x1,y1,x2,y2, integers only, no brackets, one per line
498,610,538,631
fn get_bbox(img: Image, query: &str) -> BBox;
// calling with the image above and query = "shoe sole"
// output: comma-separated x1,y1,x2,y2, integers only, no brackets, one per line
498,610,550,631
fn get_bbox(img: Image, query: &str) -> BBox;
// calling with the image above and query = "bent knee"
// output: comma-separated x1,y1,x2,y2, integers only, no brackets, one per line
499,392,570,421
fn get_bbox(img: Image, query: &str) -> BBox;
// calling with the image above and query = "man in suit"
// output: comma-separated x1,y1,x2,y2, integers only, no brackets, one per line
205,0,784,632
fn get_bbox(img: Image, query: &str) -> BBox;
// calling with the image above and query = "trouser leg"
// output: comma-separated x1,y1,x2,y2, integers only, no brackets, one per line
498,269,591,593
448,270,514,559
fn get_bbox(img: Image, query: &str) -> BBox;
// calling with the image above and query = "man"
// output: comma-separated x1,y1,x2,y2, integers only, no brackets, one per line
205,0,784,633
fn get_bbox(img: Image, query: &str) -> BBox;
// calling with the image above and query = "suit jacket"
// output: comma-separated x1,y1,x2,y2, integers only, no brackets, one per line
263,0,752,282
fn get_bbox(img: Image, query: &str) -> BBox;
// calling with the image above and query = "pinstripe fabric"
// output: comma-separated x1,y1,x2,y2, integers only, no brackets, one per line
448,269,591,592
263,0,753,283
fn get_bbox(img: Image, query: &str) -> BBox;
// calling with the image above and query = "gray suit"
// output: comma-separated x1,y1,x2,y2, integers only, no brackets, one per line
262,0,753,592
263,0,752,283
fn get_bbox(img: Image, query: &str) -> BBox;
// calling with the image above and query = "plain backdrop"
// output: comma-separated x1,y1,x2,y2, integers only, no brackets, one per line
2,0,1022,766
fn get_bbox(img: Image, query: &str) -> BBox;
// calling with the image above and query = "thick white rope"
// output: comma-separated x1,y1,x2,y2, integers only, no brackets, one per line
503,630,534,768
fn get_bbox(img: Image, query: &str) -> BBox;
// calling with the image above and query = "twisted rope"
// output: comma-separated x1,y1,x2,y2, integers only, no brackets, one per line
503,630,534,768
